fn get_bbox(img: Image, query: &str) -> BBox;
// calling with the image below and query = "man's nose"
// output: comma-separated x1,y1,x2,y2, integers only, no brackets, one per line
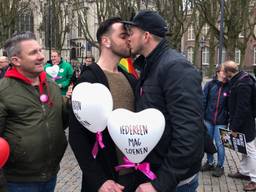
39,52,45,60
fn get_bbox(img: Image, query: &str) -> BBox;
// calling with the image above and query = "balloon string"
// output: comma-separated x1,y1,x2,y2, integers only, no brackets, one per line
115,157,157,180
91,132,105,159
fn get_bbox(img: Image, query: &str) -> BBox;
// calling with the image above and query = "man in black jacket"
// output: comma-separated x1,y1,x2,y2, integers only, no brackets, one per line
223,60,256,191
69,17,138,192
123,10,204,192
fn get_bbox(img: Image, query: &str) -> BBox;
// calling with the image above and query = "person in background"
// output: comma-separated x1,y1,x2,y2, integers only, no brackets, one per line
124,10,204,192
0,56,9,79
85,56,95,66
80,56,95,75
0,31,68,192
201,64,229,177
69,17,137,192
44,49,74,95
70,59,81,85
223,60,256,191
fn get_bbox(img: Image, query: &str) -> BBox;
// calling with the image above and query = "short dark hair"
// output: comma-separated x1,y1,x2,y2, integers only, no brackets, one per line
85,56,95,62
215,65,222,73
96,17,122,44
4,31,36,58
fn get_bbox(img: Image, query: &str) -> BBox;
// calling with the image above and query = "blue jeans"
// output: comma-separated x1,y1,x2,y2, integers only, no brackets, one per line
7,176,56,192
176,173,199,192
204,121,225,167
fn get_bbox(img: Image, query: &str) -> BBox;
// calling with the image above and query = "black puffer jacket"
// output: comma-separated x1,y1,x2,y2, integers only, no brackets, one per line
135,39,204,192
228,71,256,142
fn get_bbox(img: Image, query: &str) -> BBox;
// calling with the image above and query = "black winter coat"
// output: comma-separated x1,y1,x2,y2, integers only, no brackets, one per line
203,79,229,125
135,39,204,192
228,71,256,142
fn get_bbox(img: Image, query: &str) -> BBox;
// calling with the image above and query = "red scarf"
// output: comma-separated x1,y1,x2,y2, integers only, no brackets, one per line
5,67,53,106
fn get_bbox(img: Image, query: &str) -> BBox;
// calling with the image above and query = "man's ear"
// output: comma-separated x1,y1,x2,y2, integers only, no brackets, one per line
102,36,111,48
10,56,21,67
144,32,151,42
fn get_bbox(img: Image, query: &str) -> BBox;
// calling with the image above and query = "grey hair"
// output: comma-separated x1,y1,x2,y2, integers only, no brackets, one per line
4,31,36,59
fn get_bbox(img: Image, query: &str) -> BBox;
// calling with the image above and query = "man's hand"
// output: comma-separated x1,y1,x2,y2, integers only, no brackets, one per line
98,180,124,192
135,182,157,192
66,84,73,99
231,130,238,138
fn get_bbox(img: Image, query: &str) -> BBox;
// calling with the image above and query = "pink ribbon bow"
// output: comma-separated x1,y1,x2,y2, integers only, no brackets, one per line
91,132,105,159
115,157,157,180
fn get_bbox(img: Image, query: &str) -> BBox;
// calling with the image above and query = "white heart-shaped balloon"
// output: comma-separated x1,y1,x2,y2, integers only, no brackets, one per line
46,65,59,78
72,82,113,133
107,108,165,163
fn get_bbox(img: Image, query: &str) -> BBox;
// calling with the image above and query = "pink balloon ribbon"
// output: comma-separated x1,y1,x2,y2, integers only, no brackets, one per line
52,76,61,81
92,132,105,159
115,157,157,180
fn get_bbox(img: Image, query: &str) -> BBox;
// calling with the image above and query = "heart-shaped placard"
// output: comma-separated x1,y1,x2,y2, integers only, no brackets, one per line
72,82,113,133
107,108,165,163
0,137,10,168
45,65,59,78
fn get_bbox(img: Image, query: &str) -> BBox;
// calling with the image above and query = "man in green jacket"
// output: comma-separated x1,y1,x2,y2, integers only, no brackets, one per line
0,31,68,192
44,50,74,95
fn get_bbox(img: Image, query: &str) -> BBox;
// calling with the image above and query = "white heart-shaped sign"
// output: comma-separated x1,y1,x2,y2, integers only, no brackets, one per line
46,65,59,78
72,82,113,133
107,108,165,163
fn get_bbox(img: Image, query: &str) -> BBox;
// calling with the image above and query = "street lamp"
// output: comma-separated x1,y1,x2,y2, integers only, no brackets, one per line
218,0,225,66
81,45,85,64
199,37,206,77
48,0,52,60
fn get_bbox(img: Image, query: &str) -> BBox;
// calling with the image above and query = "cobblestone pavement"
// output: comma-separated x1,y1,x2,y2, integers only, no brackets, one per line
55,78,254,191
55,143,82,192
198,149,255,192
55,141,255,192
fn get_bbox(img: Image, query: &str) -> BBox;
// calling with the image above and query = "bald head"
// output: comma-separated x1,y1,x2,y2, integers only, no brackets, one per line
222,60,239,79
0,56,9,69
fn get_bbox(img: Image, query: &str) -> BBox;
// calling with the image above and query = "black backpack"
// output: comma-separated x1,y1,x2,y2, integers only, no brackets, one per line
234,73,256,117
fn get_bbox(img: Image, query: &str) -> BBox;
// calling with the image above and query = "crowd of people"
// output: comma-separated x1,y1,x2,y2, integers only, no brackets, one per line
0,10,255,192
201,60,256,191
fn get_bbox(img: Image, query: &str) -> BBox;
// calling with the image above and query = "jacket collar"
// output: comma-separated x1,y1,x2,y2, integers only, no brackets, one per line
5,67,47,85
5,67,53,106
146,38,169,64
229,71,244,86
138,39,169,83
